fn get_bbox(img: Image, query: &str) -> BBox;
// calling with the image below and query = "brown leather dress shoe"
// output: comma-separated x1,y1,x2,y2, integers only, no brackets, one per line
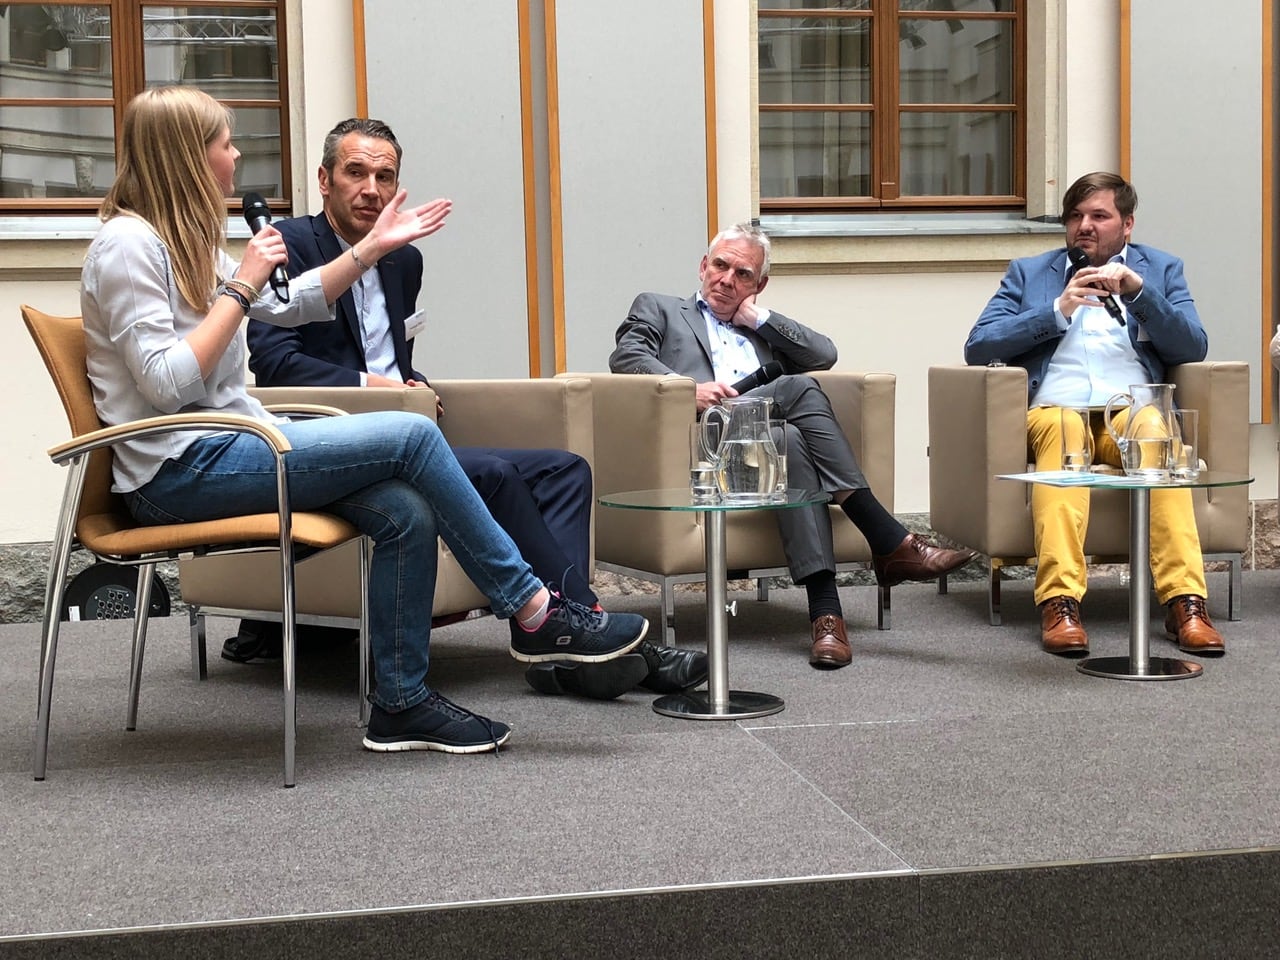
1039,596,1089,656
809,614,851,669
872,533,977,588
1164,595,1225,655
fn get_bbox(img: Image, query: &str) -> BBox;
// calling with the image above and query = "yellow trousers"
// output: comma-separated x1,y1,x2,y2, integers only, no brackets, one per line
1026,405,1206,606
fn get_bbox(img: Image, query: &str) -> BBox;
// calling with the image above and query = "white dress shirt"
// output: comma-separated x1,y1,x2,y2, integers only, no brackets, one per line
696,294,768,385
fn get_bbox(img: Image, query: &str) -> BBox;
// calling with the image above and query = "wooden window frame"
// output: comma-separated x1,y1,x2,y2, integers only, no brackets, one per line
758,0,1025,214
0,0,290,214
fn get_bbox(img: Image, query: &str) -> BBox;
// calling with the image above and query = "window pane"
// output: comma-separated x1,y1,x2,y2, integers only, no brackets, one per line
142,6,278,92
760,110,871,198
229,105,281,197
0,105,114,197
759,17,870,105
760,1,870,10
900,18,1013,104
899,111,1013,195
900,1,1014,11
0,5,112,94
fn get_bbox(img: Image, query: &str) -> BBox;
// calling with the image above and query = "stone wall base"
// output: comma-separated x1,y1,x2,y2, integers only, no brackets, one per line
3,503,1276,625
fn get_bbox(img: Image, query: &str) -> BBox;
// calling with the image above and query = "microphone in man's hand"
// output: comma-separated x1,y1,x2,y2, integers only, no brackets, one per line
730,361,784,394
1067,246,1122,324
242,192,290,303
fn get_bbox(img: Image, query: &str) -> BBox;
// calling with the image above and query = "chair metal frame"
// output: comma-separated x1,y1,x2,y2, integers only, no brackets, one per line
25,306,369,787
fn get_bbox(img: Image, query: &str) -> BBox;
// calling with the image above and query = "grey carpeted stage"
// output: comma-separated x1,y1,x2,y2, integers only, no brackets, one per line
2,569,1279,959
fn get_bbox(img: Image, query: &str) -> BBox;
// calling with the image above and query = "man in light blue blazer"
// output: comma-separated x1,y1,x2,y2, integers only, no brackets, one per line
612,223,975,669
965,171,1223,657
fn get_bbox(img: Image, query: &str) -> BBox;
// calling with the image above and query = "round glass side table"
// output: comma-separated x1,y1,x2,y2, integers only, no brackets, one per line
1001,470,1252,680
598,488,831,719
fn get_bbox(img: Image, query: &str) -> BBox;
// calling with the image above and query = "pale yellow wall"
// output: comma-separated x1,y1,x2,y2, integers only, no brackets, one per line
0,0,357,544
0,0,1272,548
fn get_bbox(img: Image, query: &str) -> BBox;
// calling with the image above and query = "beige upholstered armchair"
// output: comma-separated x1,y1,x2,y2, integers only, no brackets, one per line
562,370,897,643
178,377,596,680
927,362,1249,625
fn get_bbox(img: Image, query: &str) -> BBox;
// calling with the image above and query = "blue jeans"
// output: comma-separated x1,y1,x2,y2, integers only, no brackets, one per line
125,411,542,712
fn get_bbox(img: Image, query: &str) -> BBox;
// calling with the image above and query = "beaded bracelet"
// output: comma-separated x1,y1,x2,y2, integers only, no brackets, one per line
218,285,252,314
224,277,260,302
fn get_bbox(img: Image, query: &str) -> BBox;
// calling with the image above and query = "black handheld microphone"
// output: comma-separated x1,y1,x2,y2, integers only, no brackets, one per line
1067,246,1123,325
729,361,784,395
242,192,290,303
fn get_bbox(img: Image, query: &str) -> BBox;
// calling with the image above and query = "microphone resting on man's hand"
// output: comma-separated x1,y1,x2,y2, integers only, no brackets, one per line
242,191,290,303
730,361,784,394
1067,246,1123,325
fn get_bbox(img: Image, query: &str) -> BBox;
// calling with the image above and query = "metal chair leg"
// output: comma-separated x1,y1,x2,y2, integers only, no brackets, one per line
34,457,87,781
125,563,155,731
988,562,1003,626
661,579,675,647
757,578,769,602
358,537,372,727
877,584,891,630
1228,555,1242,621
188,607,208,681
275,462,297,789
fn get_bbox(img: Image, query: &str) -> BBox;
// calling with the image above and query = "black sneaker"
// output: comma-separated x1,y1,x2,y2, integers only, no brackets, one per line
362,692,511,754
509,587,648,663
524,653,650,700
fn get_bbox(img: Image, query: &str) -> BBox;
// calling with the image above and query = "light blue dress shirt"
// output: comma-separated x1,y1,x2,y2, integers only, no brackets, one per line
1035,246,1151,407
336,236,396,383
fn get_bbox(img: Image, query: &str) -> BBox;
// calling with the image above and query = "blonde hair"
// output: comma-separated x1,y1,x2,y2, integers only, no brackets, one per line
100,86,233,310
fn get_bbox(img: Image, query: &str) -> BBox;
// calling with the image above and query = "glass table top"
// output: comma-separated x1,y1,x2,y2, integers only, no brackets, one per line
598,488,832,513
997,470,1253,491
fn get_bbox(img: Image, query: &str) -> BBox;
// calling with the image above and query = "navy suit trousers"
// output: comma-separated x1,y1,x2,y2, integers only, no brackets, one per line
453,447,596,606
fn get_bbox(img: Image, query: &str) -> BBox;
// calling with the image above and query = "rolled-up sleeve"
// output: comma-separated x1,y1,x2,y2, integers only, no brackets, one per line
240,251,335,329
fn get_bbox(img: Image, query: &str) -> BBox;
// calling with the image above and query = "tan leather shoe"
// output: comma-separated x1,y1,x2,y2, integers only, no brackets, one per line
1039,596,1089,656
872,534,977,588
809,614,851,669
1164,595,1225,655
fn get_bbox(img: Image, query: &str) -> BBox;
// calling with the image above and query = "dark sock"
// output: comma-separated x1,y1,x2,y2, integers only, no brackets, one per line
840,488,909,556
799,571,843,622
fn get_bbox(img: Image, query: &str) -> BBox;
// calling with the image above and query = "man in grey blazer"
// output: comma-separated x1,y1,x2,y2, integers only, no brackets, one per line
965,171,1223,657
611,222,975,669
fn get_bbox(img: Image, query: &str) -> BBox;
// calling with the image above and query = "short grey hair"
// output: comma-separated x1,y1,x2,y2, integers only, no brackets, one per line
708,222,771,279
320,117,403,176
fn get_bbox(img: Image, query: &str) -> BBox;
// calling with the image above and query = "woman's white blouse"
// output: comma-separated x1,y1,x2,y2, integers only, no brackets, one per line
81,215,334,492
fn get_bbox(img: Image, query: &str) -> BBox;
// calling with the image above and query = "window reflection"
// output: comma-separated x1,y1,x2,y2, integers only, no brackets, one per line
760,110,871,198
0,3,283,203
0,5,112,93
142,6,278,85
0,106,115,198
899,111,1013,195
759,17,871,106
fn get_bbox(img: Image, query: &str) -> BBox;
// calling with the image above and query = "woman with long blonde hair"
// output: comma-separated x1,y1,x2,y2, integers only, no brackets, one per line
82,86,647,755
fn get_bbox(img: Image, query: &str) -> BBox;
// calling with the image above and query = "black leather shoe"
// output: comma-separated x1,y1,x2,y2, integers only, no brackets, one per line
638,641,709,694
524,654,649,700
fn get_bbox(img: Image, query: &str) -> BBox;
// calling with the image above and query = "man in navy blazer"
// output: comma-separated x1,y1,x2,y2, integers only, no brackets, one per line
611,222,975,668
244,118,706,700
965,171,1223,657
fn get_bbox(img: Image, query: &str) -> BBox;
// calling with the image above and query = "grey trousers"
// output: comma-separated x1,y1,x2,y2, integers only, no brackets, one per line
747,374,869,582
